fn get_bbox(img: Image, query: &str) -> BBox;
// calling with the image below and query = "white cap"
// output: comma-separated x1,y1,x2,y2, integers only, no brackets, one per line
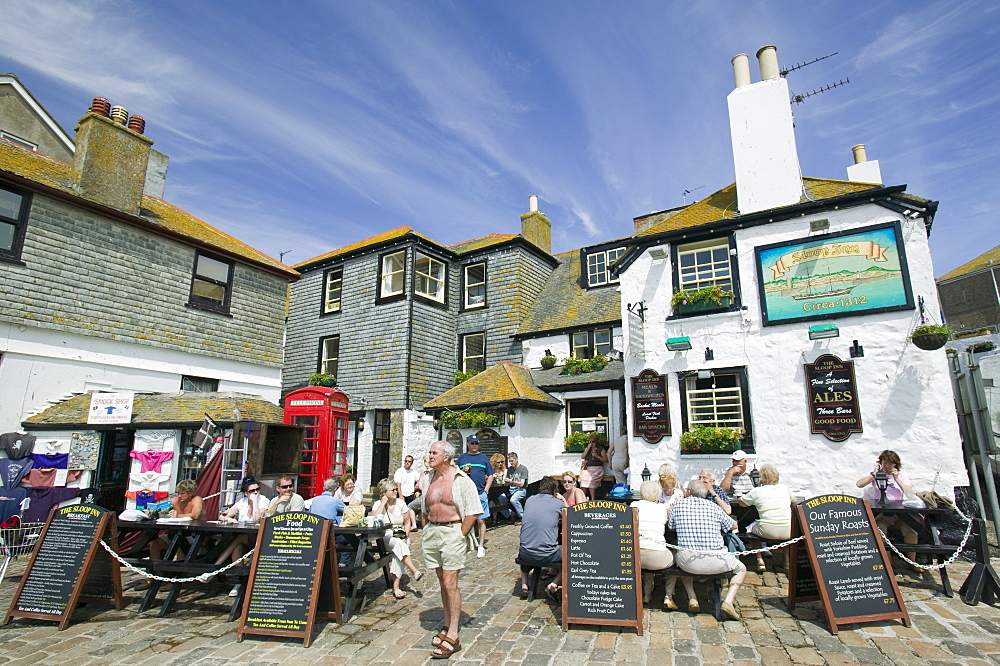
731,449,748,461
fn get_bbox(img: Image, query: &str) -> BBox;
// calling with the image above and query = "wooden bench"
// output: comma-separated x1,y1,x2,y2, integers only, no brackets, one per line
739,534,790,570
644,567,733,620
515,556,558,601
146,560,251,621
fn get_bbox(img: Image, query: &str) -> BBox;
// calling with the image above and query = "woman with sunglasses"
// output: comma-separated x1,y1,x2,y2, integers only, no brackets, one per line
557,472,588,507
220,478,269,524
370,477,422,598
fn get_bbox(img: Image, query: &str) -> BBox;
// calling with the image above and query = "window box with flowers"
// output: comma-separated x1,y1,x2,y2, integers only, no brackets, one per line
438,409,504,429
561,353,609,375
564,430,607,453
679,424,747,455
671,286,735,316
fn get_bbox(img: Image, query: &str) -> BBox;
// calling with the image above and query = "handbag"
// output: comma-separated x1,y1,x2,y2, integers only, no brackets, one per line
340,505,365,527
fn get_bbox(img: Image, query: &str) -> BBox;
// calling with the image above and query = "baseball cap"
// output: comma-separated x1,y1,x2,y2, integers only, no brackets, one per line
731,450,747,461
466,434,480,444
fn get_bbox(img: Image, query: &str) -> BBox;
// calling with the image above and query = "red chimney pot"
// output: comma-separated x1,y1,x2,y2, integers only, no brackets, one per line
89,97,111,117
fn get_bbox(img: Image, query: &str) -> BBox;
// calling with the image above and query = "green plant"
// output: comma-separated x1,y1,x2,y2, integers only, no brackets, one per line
308,372,336,387
438,409,503,429
909,323,951,339
563,431,608,452
561,353,609,375
454,370,480,385
955,327,995,339
671,286,735,309
968,341,996,354
679,424,745,452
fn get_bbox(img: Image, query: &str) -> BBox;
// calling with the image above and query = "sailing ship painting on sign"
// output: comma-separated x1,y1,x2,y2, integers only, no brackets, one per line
755,222,914,326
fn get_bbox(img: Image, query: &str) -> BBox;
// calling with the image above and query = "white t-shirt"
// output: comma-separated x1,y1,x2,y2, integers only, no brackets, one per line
393,467,420,496
225,494,269,522
633,499,669,550
740,484,792,526
334,487,364,505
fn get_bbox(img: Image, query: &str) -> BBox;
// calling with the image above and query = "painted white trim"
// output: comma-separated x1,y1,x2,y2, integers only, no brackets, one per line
0,75,75,154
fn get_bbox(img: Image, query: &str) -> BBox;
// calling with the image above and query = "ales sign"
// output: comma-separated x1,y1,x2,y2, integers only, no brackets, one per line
805,354,862,442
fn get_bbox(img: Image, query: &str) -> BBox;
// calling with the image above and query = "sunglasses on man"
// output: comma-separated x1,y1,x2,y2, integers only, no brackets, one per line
278,484,294,489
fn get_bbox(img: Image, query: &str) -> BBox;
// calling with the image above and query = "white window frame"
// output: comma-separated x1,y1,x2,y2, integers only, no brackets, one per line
323,267,343,313
567,397,609,436
586,247,625,287
1,131,37,151
571,328,612,358
320,335,340,377
677,239,732,292
463,262,486,309
415,253,446,302
461,332,485,373
684,372,745,431
380,251,406,298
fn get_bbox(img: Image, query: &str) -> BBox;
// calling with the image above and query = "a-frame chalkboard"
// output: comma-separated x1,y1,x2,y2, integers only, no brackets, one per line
237,512,340,647
788,494,909,634
562,501,643,635
4,503,123,630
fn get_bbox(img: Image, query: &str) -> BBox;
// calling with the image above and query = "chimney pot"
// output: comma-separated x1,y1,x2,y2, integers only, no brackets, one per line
89,97,111,117
127,115,146,134
732,53,751,88
756,45,780,80
852,144,867,164
528,194,538,212
110,105,129,125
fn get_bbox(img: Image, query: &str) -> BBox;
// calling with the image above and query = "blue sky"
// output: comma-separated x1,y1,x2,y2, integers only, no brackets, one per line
2,1,997,276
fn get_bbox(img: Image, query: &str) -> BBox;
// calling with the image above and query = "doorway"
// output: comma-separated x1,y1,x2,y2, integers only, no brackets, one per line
94,429,134,513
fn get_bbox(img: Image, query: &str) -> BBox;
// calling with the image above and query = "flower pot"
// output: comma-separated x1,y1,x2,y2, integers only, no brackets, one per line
541,357,557,369
911,334,948,351
674,295,732,316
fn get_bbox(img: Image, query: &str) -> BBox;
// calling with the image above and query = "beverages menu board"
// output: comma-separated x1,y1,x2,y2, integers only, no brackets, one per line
789,494,909,633
562,501,642,635
4,504,123,630
238,512,333,647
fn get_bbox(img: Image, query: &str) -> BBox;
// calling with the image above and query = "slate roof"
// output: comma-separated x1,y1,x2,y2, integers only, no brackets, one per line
938,244,1000,282
517,250,622,336
293,226,434,269
448,233,518,254
423,361,562,411
0,140,297,278
531,359,626,390
23,392,283,429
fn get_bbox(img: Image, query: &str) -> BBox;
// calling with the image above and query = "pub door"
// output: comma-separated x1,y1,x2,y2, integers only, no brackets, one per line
370,441,390,492
94,429,134,512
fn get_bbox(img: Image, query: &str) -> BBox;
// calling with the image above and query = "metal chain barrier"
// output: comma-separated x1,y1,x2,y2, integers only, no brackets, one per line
876,502,974,571
664,535,803,555
98,539,255,583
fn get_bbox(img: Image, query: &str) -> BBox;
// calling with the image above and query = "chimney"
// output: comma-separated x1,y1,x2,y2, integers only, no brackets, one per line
727,45,802,215
72,99,153,214
520,195,551,254
846,143,883,184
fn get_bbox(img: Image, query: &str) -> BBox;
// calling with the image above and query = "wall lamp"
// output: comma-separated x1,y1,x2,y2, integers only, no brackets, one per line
356,417,366,432
506,411,516,428
849,340,865,358
808,323,840,340
704,347,714,361
649,247,668,261
666,337,693,351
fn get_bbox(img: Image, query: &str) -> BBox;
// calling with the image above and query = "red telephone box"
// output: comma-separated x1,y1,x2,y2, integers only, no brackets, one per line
283,387,350,500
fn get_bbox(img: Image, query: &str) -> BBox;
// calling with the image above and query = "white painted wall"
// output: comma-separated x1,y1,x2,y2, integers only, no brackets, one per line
0,323,282,431
521,327,624,368
620,204,967,499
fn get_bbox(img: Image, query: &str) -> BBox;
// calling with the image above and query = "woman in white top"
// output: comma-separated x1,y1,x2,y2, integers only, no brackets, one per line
219,479,269,524
334,473,364,505
370,477,422,598
633,480,675,605
657,465,684,509
737,464,792,571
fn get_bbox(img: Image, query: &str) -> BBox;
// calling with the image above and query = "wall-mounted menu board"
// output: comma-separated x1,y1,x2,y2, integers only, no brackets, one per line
788,494,908,634
562,501,642,635
631,369,670,443
4,504,123,630
237,512,338,647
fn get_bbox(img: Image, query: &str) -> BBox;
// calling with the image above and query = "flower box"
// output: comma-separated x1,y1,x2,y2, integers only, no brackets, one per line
674,295,732,316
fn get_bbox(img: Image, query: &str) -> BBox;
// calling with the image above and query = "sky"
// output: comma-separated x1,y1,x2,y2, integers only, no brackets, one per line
1,1,997,276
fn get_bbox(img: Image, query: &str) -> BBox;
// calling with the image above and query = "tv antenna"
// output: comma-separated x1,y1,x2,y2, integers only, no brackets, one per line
278,249,293,263
781,52,838,77
791,79,850,104
682,185,705,205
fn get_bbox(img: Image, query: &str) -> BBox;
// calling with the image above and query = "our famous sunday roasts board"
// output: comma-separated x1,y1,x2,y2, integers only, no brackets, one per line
237,512,340,647
562,501,643,635
4,503,123,630
788,494,908,633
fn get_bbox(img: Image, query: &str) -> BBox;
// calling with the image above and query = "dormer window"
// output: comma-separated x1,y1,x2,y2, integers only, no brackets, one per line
586,247,624,287
380,250,406,298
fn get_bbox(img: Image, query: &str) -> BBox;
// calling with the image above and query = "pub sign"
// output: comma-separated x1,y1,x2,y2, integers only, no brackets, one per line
631,369,670,443
805,354,863,442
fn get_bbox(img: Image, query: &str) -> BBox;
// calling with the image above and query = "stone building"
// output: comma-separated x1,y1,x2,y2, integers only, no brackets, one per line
937,244,1000,336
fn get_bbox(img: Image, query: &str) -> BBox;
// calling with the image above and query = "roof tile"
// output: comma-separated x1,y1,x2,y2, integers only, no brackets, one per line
423,361,561,410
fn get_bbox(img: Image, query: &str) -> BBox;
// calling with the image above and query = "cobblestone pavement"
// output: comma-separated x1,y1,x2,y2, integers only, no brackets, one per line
1,522,1000,665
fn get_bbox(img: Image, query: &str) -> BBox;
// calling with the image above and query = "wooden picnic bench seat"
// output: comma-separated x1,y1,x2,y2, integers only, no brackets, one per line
645,566,734,620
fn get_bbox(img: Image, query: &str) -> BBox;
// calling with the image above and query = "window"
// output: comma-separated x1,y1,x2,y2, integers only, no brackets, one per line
374,410,391,442
680,368,752,447
323,267,343,313
415,253,445,302
570,328,612,358
180,376,218,392
677,239,732,292
463,262,486,308
1,131,37,151
461,332,486,373
320,335,340,377
380,250,406,298
189,252,233,312
586,247,625,287
567,398,609,437
0,184,30,262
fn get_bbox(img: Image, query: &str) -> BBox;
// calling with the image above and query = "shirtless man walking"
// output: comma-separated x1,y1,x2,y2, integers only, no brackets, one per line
420,440,481,660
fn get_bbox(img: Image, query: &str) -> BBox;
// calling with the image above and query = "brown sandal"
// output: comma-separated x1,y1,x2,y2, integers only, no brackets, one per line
431,635,460,659
430,630,448,647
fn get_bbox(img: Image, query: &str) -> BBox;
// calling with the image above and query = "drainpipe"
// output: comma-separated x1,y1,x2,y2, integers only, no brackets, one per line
404,249,415,413
956,351,1000,531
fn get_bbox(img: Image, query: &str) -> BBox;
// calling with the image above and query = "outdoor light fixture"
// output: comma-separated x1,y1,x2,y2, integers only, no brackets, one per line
666,336,692,351
873,470,889,505
432,414,440,429
697,369,714,380
849,340,865,358
649,248,668,260
808,323,840,340
506,411,516,428
641,464,652,483
749,465,761,487
705,347,714,361
357,417,366,432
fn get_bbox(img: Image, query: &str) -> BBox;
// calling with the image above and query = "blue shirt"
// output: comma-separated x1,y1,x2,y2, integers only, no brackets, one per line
456,452,491,492
309,492,345,523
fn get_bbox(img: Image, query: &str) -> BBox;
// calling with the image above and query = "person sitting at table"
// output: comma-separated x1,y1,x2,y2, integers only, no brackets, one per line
580,433,609,501
517,476,563,600
557,471,588,507
658,464,684,510
219,477,268,524
267,475,305,515
856,449,919,567
737,464,792,572
334,473,364,506
633,480,674,606
698,469,731,515
139,479,205,588
370,477,422,599
310,477,346,523
669,480,746,620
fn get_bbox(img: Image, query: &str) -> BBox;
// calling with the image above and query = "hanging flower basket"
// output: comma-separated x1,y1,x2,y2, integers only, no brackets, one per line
909,324,951,351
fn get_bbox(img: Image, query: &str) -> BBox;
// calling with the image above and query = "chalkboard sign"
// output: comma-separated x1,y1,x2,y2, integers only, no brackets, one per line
805,355,863,442
787,508,819,601
562,501,642,635
237,512,338,647
788,494,908,633
4,503,123,630
632,369,670,443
